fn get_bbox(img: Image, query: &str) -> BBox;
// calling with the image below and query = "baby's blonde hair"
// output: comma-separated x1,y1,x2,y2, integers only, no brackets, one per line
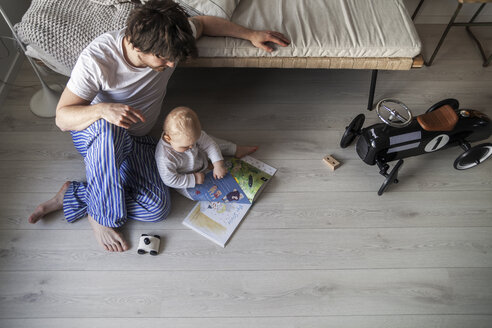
163,106,201,141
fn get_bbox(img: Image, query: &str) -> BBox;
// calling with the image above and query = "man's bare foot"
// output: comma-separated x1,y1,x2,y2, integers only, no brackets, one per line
235,146,258,158
88,215,129,252
28,181,70,224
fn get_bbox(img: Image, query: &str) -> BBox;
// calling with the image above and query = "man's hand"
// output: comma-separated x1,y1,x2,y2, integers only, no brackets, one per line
193,16,290,53
213,161,227,180
194,172,205,185
99,103,146,129
250,31,290,53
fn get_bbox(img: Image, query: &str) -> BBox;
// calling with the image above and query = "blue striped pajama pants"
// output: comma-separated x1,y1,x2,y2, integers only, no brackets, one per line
63,119,171,227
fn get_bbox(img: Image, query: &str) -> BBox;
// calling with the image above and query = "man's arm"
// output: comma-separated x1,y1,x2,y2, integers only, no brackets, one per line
55,88,145,132
189,16,290,53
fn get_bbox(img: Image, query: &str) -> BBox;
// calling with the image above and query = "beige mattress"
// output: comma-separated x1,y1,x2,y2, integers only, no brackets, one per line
17,0,422,74
184,0,422,70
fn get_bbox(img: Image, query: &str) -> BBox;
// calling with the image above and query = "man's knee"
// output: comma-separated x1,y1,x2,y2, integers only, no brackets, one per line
89,119,127,140
84,119,132,162
147,192,172,222
136,200,171,222
128,186,171,222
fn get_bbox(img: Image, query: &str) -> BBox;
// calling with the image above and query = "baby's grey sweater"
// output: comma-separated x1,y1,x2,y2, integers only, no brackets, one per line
155,130,223,189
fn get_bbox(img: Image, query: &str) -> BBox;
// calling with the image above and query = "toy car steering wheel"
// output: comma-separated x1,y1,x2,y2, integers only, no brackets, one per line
376,99,413,128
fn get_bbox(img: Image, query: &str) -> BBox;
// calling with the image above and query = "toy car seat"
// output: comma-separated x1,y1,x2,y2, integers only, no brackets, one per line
417,105,458,131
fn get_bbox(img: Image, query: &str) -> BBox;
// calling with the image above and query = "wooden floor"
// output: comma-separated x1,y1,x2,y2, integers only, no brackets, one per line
0,25,491,327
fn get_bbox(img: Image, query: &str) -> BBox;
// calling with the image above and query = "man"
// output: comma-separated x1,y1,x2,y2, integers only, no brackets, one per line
28,0,290,252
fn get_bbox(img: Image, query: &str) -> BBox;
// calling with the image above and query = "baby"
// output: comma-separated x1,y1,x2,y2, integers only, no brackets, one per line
155,106,257,199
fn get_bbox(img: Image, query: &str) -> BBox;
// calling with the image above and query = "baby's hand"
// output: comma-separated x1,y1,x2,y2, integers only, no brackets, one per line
213,161,227,180
193,172,205,184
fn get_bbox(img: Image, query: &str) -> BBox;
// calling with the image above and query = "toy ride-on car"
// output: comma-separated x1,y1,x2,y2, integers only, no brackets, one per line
340,98,492,195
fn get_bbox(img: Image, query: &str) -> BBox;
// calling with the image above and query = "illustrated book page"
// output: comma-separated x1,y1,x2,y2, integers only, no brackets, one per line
182,156,276,247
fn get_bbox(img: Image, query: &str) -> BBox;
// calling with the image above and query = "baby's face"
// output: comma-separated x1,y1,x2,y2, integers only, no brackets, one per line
166,134,196,153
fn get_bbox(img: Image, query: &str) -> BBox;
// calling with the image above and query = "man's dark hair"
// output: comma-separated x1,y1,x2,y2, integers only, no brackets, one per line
125,0,198,62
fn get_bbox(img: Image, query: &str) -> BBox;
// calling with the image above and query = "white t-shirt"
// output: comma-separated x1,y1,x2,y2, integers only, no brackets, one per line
67,22,197,136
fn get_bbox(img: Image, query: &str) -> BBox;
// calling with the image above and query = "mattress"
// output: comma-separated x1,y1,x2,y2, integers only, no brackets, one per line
16,0,422,75
194,0,422,59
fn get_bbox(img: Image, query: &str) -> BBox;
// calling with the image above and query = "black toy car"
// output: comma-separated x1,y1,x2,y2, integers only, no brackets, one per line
340,98,492,195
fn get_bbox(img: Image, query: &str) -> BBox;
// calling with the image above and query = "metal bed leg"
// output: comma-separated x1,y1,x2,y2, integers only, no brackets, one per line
464,4,492,67
411,0,426,21
426,3,463,66
367,69,378,111
484,54,492,67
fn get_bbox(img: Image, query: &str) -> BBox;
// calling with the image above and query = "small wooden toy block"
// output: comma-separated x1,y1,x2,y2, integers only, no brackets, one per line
322,155,341,171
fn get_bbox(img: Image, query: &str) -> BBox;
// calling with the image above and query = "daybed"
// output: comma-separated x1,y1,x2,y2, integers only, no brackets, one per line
13,0,422,110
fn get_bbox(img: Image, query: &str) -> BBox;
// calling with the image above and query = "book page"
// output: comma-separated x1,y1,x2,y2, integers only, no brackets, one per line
228,156,276,203
183,201,251,247
182,156,277,247
186,172,251,204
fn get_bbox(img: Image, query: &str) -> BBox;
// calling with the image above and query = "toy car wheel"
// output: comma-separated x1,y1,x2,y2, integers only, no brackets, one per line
454,143,492,170
378,159,403,196
340,114,365,148
137,249,146,255
426,98,459,113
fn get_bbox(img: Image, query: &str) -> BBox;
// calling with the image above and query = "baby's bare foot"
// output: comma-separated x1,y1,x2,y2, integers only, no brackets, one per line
88,215,129,252
28,181,70,224
235,146,258,158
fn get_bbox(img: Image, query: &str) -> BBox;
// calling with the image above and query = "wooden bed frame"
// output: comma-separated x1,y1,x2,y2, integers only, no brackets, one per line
181,55,425,111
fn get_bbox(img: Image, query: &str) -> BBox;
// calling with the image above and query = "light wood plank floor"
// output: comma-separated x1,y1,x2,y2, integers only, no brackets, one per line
0,25,491,328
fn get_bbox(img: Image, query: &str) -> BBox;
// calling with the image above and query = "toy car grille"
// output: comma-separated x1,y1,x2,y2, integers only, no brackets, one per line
356,137,370,161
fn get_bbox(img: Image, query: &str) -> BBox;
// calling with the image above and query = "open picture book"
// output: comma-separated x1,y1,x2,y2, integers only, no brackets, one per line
182,155,277,247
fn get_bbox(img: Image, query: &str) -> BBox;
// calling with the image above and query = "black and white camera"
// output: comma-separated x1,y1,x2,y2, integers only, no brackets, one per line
137,234,160,255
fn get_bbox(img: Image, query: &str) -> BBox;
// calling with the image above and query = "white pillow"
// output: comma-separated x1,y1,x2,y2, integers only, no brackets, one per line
88,0,134,5
175,0,240,20
140,0,240,20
